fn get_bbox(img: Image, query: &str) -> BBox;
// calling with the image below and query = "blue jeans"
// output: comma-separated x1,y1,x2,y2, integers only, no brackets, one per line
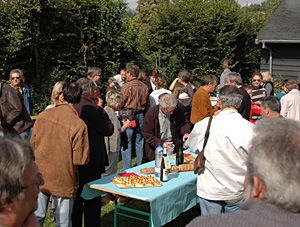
121,113,144,170
35,191,73,227
199,197,243,215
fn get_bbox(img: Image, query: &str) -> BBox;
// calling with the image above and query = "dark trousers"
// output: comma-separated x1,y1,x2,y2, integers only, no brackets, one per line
72,195,101,227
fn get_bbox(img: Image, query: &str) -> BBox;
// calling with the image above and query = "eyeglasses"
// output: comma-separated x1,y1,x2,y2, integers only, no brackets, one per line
252,80,261,82
11,77,20,80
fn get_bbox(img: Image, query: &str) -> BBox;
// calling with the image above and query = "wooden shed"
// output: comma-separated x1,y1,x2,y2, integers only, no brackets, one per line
255,0,300,80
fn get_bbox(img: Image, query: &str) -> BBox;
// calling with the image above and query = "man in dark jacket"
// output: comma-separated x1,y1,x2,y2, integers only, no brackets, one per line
226,72,251,120
72,77,114,227
142,93,190,161
0,81,32,139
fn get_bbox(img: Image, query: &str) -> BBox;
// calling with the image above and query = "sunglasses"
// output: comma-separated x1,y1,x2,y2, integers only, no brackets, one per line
11,77,20,80
252,79,261,82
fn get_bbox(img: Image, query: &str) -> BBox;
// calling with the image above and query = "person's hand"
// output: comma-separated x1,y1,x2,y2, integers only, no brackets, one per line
123,119,131,129
255,100,262,106
183,133,189,141
214,110,221,116
94,97,103,107
163,141,174,150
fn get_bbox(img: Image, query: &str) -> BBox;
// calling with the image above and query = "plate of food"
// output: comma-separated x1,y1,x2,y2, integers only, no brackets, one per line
112,175,162,188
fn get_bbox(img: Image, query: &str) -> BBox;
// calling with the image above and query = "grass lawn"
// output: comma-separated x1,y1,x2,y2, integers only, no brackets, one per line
43,157,200,226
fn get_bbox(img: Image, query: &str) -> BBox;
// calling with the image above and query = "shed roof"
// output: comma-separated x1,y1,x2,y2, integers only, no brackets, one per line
256,0,300,44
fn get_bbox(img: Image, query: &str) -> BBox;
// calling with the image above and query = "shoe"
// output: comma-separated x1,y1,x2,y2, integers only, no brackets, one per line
101,195,114,205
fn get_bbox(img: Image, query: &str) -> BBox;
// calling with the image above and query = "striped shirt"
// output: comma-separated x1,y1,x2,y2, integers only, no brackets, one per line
121,78,149,111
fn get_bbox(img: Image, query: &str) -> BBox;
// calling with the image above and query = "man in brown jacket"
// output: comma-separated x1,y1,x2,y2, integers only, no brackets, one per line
30,82,89,227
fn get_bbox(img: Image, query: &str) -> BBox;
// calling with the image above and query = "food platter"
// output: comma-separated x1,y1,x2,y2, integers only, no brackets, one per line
112,175,162,188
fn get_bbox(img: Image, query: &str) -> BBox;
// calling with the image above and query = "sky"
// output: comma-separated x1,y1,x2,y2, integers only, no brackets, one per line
125,0,265,10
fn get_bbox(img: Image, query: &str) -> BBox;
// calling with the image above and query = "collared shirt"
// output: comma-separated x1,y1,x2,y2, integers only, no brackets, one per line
158,108,172,141
280,89,300,121
121,78,149,111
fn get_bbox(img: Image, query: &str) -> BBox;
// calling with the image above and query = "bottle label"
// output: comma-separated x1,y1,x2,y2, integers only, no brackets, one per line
164,156,171,170
162,169,168,181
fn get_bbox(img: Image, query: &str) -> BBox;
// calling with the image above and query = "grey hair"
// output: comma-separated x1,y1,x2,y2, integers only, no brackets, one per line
219,85,242,109
261,96,281,113
227,72,242,85
203,74,218,86
9,69,25,83
87,67,101,79
126,65,139,77
248,118,300,212
106,91,124,110
0,138,35,212
159,93,177,108
77,77,95,95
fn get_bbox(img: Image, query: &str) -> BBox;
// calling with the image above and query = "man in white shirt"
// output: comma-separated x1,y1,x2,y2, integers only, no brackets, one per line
280,80,300,121
187,85,254,215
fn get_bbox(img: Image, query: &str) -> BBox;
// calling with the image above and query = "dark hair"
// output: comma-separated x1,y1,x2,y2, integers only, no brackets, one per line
261,96,281,113
126,65,139,77
252,72,263,79
178,71,191,83
149,68,159,78
62,82,82,104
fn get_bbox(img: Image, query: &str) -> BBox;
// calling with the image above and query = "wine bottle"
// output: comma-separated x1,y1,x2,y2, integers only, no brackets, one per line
160,148,168,182
176,140,184,165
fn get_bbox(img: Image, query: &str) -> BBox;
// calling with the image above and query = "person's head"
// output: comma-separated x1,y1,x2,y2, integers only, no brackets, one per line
260,96,281,119
218,85,242,110
154,76,166,90
251,72,262,88
9,69,25,87
159,93,177,116
202,74,218,93
222,59,232,70
243,84,253,97
284,80,299,92
226,72,243,86
0,138,44,223
106,91,124,111
138,70,147,84
77,77,97,101
87,67,101,83
108,77,117,87
126,65,139,81
178,71,191,84
120,68,126,81
149,68,160,82
50,81,66,106
245,118,300,212
261,70,273,83
62,82,82,104
173,83,188,98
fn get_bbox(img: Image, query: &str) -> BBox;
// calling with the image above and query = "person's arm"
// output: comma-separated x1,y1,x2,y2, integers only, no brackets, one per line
280,97,289,117
1,86,23,129
265,83,273,96
169,78,179,91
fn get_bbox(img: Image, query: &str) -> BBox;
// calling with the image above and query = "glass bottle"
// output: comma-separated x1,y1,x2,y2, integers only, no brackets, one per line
155,143,163,177
176,140,184,165
160,148,168,182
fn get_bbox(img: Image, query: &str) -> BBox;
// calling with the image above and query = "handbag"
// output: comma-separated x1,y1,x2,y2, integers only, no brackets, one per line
193,116,213,175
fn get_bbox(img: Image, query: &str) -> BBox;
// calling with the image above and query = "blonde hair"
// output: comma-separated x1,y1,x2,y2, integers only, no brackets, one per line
50,81,66,105
261,71,273,82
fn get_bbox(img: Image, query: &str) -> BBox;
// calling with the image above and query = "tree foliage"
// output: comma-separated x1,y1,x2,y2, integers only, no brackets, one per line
0,0,282,113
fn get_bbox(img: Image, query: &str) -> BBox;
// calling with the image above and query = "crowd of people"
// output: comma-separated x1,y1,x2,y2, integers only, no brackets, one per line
0,63,300,226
